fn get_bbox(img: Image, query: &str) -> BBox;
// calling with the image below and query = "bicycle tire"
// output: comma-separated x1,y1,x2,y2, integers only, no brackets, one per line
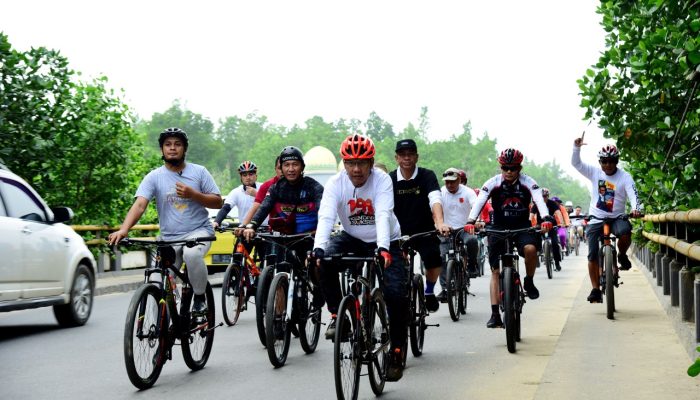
459,265,468,315
445,260,459,321
124,284,166,390
575,235,580,256
298,282,321,354
409,274,426,357
255,265,275,347
503,268,517,353
544,240,553,279
334,295,361,400
605,246,615,320
181,282,216,371
367,289,389,395
222,262,244,326
266,273,291,367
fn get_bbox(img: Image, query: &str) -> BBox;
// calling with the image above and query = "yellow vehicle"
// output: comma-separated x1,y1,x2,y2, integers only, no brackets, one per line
205,208,239,273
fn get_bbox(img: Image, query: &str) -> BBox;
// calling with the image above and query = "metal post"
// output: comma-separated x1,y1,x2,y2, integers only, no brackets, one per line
655,252,663,285
662,255,672,295
695,278,700,343
680,267,695,321
670,260,682,306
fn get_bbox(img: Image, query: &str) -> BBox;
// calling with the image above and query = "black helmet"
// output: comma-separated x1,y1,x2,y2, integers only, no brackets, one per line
279,146,304,167
158,127,189,149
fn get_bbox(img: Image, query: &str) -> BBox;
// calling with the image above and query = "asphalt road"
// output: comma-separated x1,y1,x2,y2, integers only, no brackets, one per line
1,252,699,399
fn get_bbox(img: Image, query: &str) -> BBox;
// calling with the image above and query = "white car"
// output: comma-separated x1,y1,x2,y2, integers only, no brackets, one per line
0,165,96,326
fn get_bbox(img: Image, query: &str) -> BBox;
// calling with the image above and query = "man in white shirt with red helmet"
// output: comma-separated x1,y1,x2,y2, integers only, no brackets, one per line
312,133,408,382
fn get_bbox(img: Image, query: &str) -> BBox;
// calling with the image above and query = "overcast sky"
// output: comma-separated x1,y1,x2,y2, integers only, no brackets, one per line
2,0,611,185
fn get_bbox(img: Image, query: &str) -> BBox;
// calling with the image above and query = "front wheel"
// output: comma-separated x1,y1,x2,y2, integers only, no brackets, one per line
503,268,518,353
255,265,275,347
266,273,291,367
543,240,553,279
181,283,216,370
368,289,390,396
124,284,166,390
222,262,244,326
605,246,616,320
54,264,94,327
409,274,426,357
445,260,460,321
334,295,360,400
298,282,322,354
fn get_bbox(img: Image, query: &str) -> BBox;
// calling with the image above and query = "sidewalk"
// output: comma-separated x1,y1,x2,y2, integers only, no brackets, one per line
95,269,224,296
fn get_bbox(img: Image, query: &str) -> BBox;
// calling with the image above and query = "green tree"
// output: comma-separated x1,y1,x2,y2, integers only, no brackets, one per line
578,0,700,212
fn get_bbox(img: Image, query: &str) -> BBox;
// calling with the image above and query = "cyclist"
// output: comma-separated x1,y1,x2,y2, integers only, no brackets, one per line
530,188,564,271
464,148,553,328
213,161,260,231
437,167,479,302
312,133,407,381
108,127,222,321
457,169,468,186
570,205,587,240
236,156,282,235
564,200,574,215
572,139,641,303
551,196,571,256
390,138,451,313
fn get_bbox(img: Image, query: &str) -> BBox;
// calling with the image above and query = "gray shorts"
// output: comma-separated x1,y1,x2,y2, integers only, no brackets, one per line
586,219,632,261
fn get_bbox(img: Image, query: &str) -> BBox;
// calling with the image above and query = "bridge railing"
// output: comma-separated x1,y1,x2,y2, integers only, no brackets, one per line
635,210,700,344
71,224,159,273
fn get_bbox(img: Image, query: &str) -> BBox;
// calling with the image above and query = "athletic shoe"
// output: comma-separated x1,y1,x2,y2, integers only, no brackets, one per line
523,276,539,300
385,348,404,382
618,254,632,270
425,293,439,312
486,313,503,328
587,288,603,303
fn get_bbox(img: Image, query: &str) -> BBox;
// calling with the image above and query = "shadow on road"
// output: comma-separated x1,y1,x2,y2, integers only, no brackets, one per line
0,324,61,342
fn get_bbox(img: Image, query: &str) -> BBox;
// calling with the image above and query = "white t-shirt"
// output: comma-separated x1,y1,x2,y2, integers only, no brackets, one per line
223,184,257,223
571,146,640,224
440,184,477,229
314,168,401,251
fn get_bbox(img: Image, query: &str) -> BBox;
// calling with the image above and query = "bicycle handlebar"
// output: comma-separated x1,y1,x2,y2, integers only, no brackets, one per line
399,230,440,251
476,226,540,238
585,213,643,222
120,236,216,247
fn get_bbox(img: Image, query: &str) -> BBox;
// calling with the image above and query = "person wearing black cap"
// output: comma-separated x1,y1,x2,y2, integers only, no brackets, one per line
390,139,451,313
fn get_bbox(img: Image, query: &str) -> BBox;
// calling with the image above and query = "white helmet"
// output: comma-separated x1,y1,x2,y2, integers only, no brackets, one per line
565,201,573,207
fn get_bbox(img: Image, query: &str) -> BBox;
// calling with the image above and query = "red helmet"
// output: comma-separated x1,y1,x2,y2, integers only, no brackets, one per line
340,133,376,160
457,170,467,183
598,144,620,159
498,148,524,165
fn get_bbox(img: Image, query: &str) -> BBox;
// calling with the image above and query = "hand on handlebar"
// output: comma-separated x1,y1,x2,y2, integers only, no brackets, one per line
436,222,451,236
107,229,129,246
243,228,256,241
630,210,643,218
464,223,476,235
377,247,392,269
309,248,324,268
541,221,553,233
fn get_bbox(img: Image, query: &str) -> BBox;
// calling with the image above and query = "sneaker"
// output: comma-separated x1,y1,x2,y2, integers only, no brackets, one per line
618,254,632,270
523,276,539,300
436,290,447,303
192,295,208,324
467,264,479,278
587,288,602,303
486,313,503,328
325,314,337,340
385,348,404,382
425,293,439,312
555,261,562,272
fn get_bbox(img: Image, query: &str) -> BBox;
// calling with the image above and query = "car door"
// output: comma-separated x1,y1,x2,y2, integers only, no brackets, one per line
0,194,23,302
0,176,65,298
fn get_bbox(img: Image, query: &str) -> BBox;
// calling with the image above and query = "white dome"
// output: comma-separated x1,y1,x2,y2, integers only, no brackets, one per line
305,146,338,172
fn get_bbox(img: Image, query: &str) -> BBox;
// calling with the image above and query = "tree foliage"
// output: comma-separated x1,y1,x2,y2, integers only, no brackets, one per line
579,0,700,212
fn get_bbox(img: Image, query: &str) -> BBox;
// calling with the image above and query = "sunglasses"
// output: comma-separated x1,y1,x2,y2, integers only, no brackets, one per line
599,158,618,165
442,171,458,178
500,165,520,172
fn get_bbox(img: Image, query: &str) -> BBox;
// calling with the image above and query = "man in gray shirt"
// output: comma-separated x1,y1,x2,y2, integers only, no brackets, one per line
109,128,222,319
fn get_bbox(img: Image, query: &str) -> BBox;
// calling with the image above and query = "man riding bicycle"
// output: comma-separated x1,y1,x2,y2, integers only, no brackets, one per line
390,139,451,313
465,148,553,328
571,139,641,303
312,133,408,382
214,161,261,231
108,127,222,321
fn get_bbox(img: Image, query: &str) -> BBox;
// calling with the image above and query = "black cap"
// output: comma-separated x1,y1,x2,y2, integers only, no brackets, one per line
395,139,417,152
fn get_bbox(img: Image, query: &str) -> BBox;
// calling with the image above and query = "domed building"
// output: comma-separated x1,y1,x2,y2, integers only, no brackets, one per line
304,145,339,187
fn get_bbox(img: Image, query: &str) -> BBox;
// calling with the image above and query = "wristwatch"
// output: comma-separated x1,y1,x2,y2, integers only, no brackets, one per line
245,223,255,229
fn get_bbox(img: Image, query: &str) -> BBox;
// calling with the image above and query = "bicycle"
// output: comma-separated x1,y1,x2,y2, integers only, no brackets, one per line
323,252,390,400
262,232,321,367
443,228,474,321
400,230,441,359
478,226,540,353
540,232,554,279
570,215,586,256
587,214,639,320
121,236,220,389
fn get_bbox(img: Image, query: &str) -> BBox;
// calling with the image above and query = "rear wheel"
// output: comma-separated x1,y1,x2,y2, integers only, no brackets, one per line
124,284,165,389
334,295,360,400
544,240,553,279
181,283,215,370
255,265,275,347
445,260,460,321
367,289,389,396
459,266,469,315
222,262,244,326
266,273,291,367
605,246,616,320
298,282,322,354
503,268,517,353
409,274,426,357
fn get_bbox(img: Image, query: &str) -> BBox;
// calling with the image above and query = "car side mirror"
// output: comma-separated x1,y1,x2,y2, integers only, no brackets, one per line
51,207,74,223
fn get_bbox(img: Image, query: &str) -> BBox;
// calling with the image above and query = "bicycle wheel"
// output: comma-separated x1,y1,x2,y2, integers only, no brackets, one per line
266,273,291,367
543,240,553,279
334,295,361,400
367,289,389,395
459,265,468,315
445,260,459,321
575,235,580,256
409,274,426,357
124,284,166,390
222,262,244,326
181,282,215,370
503,268,517,353
298,282,322,354
604,246,615,320
255,265,275,347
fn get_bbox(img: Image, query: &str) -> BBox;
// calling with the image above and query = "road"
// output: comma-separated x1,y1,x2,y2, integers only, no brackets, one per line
1,252,699,399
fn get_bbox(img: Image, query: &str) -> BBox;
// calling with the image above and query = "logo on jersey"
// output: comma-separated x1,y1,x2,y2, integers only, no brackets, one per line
596,180,615,212
167,189,191,212
347,198,375,225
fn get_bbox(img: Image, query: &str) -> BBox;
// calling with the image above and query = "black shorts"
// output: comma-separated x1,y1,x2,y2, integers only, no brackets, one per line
413,235,443,270
487,230,540,270
586,219,632,261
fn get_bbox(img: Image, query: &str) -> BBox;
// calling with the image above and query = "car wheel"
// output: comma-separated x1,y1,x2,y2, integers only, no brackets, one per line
54,264,94,327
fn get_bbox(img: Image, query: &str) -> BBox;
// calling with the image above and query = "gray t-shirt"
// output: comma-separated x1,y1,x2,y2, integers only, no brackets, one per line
135,163,220,240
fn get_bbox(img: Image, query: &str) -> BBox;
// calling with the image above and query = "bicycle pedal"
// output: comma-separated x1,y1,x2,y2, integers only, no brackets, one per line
426,323,440,328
